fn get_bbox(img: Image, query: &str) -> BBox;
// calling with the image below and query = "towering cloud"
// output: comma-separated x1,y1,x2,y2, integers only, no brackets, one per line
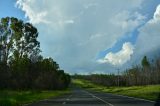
16,0,160,74
134,4,160,60
152,4,160,22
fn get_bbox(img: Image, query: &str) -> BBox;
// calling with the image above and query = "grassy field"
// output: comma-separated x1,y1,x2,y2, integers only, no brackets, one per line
72,79,160,101
0,89,70,106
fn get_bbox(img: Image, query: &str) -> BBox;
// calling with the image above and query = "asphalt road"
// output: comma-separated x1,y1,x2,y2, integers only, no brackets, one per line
27,88,157,106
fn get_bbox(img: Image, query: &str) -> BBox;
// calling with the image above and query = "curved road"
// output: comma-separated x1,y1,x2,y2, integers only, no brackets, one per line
27,88,156,106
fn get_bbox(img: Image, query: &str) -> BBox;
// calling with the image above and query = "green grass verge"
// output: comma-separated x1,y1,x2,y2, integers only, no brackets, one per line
72,79,160,101
0,89,70,106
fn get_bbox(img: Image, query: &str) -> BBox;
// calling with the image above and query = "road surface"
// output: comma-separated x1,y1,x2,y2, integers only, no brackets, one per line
27,88,156,106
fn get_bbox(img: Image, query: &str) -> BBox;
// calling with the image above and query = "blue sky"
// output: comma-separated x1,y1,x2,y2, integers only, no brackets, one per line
1,0,160,74
0,0,25,19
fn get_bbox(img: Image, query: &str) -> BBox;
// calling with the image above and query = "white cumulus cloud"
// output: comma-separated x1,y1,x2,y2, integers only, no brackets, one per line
98,42,134,66
16,0,49,24
149,4,160,23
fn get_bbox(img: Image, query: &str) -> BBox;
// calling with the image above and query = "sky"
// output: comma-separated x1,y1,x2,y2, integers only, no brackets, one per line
1,0,160,74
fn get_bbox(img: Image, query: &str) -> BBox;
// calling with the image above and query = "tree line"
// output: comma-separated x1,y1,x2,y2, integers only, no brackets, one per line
0,17,70,90
73,56,160,87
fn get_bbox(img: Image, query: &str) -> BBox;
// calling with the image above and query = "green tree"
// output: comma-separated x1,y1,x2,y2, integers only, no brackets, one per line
141,56,150,68
0,17,13,64
10,17,40,60
0,17,40,63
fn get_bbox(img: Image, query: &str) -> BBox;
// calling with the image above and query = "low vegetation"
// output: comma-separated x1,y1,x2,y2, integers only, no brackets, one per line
73,79,160,101
0,89,70,106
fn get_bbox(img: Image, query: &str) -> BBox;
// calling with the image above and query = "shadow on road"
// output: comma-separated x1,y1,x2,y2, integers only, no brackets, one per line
154,93,160,106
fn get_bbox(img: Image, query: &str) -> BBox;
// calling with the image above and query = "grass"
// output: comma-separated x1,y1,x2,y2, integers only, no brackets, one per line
72,79,160,101
0,89,70,106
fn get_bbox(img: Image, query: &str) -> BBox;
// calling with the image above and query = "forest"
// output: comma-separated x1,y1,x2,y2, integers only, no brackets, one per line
73,56,160,87
0,17,70,90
